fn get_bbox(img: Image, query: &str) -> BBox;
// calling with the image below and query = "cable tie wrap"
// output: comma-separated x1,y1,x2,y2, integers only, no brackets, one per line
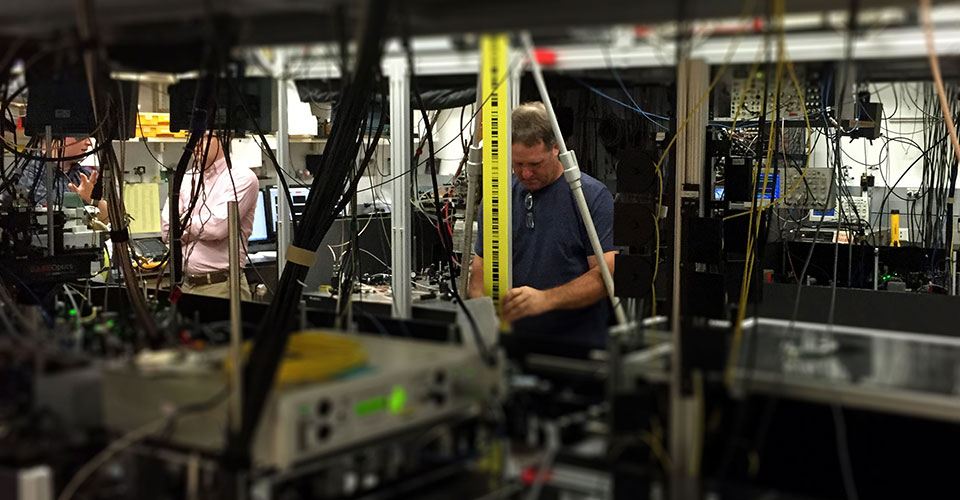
285,245,316,267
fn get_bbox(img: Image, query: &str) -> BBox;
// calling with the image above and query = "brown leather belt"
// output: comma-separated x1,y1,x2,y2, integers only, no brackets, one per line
184,269,231,287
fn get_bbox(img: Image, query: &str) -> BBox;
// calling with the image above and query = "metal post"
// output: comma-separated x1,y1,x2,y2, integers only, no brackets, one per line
168,164,178,291
228,201,243,433
389,60,413,318
276,49,292,274
509,52,522,110
954,247,958,296
44,126,54,256
669,58,689,496
669,56,708,500
457,73,484,299
686,60,709,215
346,170,359,329
186,453,200,500
874,247,879,291
457,145,482,299
954,219,958,296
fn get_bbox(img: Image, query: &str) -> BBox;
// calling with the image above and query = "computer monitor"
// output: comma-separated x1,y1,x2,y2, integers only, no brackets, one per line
24,62,139,140
168,76,274,134
270,186,310,231
811,207,836,219
809,196,868,224
249,190,269,242
756,173,780,200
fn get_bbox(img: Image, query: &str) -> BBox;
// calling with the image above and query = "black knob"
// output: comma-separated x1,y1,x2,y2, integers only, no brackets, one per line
317,399,332,416
429,391,446,406
317,425,331,441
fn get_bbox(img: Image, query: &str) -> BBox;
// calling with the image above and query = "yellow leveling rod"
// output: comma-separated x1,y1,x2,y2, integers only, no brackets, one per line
480,34,512,332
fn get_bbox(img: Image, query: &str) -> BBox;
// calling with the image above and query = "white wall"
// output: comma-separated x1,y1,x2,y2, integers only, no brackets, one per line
813,82,932,190
413,106,475,182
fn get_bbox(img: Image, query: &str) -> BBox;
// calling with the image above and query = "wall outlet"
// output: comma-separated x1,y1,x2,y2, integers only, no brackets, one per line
899,228,910,241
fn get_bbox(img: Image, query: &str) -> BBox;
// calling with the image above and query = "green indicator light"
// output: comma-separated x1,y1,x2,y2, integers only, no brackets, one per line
107,320,115,328
69,308,77,316
355,396,386,417
388,385,407,415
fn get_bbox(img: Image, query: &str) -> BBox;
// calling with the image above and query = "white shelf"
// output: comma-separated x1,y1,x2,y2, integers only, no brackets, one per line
125,135,389,144
125,137,187,143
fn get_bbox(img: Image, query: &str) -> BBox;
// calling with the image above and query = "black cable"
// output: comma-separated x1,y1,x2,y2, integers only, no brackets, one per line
331,88,388,218
72,13,159,346
354,163,416,194
874,136,927,201
942,90,959,280
245,133,310,188
400,10,492,366
168,48,243,286
832,405,860,500
334,88,387,323
410,63,518,171
873,133,950,246
826,5,862,495
229,1,389,478
0,136,38,199
223,74,301,233
135,112,171,171
0,81,17,194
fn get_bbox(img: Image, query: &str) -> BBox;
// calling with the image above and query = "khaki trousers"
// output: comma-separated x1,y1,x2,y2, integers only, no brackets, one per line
182,273,252,301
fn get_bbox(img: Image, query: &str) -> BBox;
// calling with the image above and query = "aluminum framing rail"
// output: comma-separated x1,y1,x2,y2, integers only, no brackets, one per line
275,49,293,274
387,59,413,319
284,25,960,80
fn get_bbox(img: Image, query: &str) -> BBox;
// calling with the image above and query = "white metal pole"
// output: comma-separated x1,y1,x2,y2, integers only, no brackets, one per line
457,72,485,299
276,50,292,275
389,60,413,318
520,32,626,326
227,201,242,432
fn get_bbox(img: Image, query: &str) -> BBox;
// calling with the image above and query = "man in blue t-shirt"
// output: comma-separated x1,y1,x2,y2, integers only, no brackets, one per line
9,136,108,221
469,102,616,344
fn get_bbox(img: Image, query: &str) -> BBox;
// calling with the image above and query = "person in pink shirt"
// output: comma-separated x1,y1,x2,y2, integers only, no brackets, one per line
161,133,259,300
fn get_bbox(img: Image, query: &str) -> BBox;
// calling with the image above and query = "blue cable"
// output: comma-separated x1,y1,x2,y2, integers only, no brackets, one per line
608,63,660,126
573,75,762,132
570,76,669,129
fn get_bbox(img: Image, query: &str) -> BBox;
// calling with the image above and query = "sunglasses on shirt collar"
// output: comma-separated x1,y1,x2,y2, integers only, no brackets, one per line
524,192,534,229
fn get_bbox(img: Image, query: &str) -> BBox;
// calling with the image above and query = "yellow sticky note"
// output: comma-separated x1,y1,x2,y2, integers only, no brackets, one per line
123,183,162,234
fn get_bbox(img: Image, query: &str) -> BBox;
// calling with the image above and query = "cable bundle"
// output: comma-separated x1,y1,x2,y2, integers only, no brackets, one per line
228,0,390,464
